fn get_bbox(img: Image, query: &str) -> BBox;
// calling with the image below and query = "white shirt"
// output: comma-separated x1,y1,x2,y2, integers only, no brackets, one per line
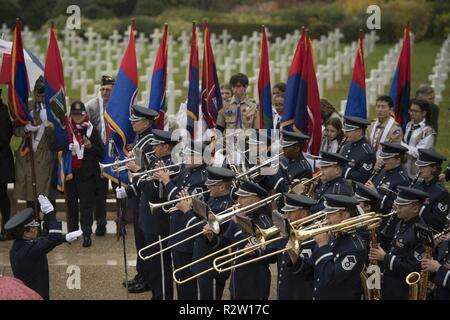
401,119,435,158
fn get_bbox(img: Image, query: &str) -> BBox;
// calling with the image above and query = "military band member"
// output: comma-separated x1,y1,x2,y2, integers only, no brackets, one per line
366,143,410,213
366,96,403,163
354,182,383,250
62,101,104,247
421,229,450,300
413,149,449,232
85,75,115,236
120,105,158,293
117,129,179,300
154,140,208,300
288,194,367,300
279,130,313,185
204,181,274,300
369,186,429,300
279,193,317,300
365,143,411,250
340,116,376,183
5,196,82,300
247,130,289,202
194,167,235,300
401,98,435,179
216,73,259,131
311,152,353,213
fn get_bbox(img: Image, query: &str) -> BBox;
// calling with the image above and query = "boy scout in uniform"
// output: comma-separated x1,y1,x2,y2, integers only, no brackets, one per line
216,73,259,131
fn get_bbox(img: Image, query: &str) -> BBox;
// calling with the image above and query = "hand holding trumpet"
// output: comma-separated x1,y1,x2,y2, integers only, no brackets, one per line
175,188,193,213
152,160,171,184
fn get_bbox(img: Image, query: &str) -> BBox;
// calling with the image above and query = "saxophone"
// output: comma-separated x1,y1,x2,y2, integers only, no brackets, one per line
405,245,432,300
360,227,382,300
405,223,434,301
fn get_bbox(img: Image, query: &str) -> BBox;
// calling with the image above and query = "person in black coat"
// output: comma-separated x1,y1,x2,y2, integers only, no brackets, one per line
280,193,317,300
279,130,313,185
340,116,376,183
0,91,14,240
60,101,104,247
289,194,367,300
204,181,275,300
421,230,450,300
369,187,429,300
309,151,354,213
413,149,449,233
5,196,82,299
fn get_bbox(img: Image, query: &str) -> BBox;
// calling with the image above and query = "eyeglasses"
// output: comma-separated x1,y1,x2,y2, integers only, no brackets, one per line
408,109,422,113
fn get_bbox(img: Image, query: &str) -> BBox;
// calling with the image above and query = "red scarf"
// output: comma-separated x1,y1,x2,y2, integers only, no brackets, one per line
69,115,90,170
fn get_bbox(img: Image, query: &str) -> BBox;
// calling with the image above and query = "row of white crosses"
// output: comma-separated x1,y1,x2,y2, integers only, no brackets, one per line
1,23,345,114
428,33,450,105
239,29,343,98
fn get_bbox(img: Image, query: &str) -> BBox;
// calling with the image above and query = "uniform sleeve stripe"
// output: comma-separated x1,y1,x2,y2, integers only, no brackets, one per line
315,252,333,266
443,270,450,287
381,195,387,209
131,185,138,197
167,187,178,200
234,230,242,238
344,167,352,179
186,217,197,228
389,255,396,271
49,229,62,234
273,177,284,191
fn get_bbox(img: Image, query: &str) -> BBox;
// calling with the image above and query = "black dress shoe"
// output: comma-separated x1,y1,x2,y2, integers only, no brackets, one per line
95,225,106,236
127,283,150,293
82,235,92,247
122,278,138,288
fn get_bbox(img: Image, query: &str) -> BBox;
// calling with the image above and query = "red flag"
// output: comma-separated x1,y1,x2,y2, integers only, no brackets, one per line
258,26,273,130
293,33,322,156
149,24,168,130
281,27,306,130
201,21,222,129
389,23,411,130
8,19,32,125
345,31,367,119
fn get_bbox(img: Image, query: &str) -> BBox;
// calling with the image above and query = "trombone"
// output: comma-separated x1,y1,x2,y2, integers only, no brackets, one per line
137,204,239,261
213,212,382,273
149,190,210,213
129,162,183,180
172,193,282,285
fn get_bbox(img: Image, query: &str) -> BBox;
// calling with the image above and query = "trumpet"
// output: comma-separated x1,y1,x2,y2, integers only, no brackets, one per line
213,212,382,273
129,162,183,180
149,190,210,213
172,193,282,284
236,151,285,180
99,157,135,173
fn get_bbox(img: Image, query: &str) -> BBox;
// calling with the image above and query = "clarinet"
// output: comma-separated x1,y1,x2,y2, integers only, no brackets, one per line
368,164,385,183
381,172,421,236
409,172,421,187
336,136,348,153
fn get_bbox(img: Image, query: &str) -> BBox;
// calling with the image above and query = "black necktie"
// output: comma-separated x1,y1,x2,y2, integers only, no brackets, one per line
406,124,420,144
